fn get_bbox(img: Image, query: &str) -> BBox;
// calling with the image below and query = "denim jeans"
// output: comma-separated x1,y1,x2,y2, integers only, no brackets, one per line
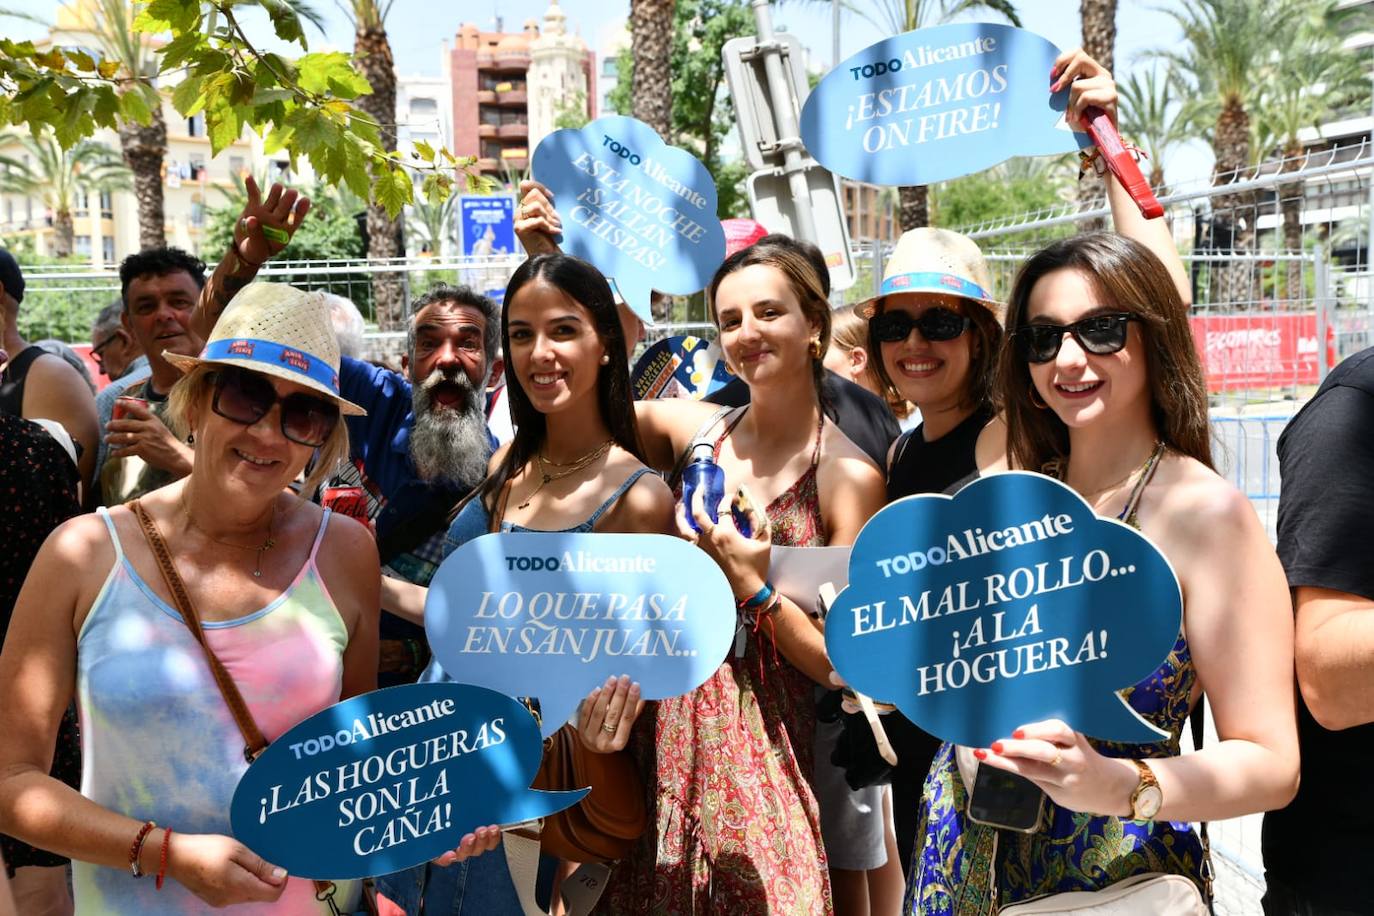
374,846,555,916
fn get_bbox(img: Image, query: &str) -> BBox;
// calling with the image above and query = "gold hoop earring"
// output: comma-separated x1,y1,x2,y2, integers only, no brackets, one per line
1028,386,1050,410
809,338,822,359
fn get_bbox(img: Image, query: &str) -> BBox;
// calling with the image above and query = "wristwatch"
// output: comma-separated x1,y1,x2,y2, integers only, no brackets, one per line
1128,760,1163,820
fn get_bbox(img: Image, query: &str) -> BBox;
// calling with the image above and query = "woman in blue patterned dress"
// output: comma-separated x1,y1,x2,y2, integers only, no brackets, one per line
906,225,1301,912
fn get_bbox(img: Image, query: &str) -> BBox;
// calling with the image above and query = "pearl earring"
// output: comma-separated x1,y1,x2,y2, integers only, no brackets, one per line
600,354,610,365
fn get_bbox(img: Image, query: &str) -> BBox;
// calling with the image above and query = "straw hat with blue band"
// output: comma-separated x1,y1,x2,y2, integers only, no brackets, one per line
164,282,367,416
858,227,1003,324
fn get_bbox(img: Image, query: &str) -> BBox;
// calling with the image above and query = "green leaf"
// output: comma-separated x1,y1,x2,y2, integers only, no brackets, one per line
140,0,200,33
67,49,96,73
207,102,241,155
264,0,306,47
413,139,435,163
34,48,66,70
172,75,204,117
118,87,152,125
296,52,370,100
97,59,120,79
373,164,413,219
159,31,204,71
92,87,120,129
283,105,339,155
340,142,371,201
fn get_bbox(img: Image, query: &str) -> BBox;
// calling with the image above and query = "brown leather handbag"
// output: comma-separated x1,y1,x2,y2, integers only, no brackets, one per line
530,724,648,863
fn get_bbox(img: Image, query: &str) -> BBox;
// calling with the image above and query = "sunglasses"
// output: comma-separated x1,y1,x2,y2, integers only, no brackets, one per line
1013,313,1139,364
210,366,340,448
871,307,971,343
90,331,124,363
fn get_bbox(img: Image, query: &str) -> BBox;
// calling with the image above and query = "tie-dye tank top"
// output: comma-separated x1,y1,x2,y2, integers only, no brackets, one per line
73,507,351,914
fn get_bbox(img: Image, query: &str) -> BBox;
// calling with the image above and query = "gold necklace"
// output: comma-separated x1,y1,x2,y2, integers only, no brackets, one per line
516,439,613,510
181,494,278,578
1072,441,1164,504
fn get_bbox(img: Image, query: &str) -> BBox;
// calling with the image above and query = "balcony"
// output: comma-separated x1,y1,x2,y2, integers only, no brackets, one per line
496,122,528,139
489,52,529,69
495,88,527,106
477,157,500,172
476,89,496,104
478,123,497,138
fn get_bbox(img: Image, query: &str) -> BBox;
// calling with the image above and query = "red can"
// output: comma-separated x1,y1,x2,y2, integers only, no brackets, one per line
111,396,149,421
320,485,371,530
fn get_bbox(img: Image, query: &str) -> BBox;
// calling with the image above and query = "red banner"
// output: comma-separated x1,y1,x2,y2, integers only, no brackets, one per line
1189,312,1334,392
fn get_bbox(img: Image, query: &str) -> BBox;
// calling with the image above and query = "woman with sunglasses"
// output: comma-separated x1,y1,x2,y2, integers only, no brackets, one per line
904,232,1299,912
0,283,500,913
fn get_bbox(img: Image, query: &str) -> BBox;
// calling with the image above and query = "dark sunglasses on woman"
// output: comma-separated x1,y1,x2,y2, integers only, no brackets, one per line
1013,313,1140,364
210,366,340,448
871,307,971,343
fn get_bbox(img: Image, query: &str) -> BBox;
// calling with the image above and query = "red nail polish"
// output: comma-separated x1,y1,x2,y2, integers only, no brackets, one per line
973,748,987,761
1013,729,1026,740
991,741,1005,755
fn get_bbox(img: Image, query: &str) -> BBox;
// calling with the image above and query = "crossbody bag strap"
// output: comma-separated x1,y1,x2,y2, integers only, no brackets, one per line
128,501,363,914
129,499,268,762
1191,695,1215,906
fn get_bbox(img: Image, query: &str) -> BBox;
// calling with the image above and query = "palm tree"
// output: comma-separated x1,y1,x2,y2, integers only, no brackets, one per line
1117,66,1191,195
1156,0,1301,305
407,191,459,256
836,0,1022,231
1253,0,1366,301
0,132,130,258
340,0,406,328
630,0,677,141
1075,0,1115,227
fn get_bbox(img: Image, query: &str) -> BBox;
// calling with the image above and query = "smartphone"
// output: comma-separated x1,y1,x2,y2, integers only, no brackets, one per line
967,764,1046,833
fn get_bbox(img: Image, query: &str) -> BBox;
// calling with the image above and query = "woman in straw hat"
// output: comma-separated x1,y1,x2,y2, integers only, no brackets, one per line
0,282,497,913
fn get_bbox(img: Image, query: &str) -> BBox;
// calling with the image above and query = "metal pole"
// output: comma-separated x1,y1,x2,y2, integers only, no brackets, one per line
1366,83,1374,314
832,0,840,72
1315,246,1331,381
750,0,819,244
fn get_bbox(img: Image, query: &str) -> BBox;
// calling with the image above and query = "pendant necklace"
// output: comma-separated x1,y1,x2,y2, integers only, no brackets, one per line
181,494,278,578
516,439,614,510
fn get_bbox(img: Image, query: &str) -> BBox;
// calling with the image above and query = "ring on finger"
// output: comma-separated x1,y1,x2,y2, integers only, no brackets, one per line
600,722,617,734
1049,750,1063,767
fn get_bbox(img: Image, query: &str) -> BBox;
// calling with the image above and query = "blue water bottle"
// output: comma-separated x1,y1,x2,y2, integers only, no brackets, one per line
680,443,725,534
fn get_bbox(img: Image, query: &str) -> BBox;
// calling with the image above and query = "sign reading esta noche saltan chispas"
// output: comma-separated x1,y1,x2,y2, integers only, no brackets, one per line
230,683,585,880
426,532,737,738
825,473,1183,749
531,115,728,320
800,23,1088,187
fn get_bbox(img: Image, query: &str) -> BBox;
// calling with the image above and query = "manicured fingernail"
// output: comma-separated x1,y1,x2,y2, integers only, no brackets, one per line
973,748,987,761
630,681,640,692
991,741,1004,755
1013,728,1025,739
271,867,287,880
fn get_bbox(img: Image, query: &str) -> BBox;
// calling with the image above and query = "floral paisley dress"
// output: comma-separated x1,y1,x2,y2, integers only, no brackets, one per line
905,450,1208,915
597,408,832,915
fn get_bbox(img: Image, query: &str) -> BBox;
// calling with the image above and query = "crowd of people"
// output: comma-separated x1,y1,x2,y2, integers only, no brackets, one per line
0,50,1366,916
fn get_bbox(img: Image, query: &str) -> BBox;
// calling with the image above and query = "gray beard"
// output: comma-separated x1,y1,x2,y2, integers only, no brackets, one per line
409,370,492,489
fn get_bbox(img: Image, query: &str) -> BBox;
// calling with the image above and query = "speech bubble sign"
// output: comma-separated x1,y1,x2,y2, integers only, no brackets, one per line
631,335,734,400
800,23,1089,186
825,472,1181,748
531,115,728,320
427,532,737,737
229,683,585,880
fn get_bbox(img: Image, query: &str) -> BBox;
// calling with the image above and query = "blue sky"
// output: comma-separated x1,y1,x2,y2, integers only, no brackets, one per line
7,0,1210,184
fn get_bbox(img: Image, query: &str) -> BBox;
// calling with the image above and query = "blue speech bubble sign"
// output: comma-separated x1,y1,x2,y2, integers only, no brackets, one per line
532,115,728,320
825,472,1181,748
426,532,736,738
229,683,585,880
800,23,1090,186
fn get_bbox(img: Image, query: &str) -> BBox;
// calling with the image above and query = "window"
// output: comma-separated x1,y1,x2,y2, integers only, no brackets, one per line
410,97,438,118
187,114,204,137
100,190,112,218
229,156,245,179
76,190,89,214
4,200,11,226
102,237,115,263
481,140,503,160
603,59,618,77
75,235,92,256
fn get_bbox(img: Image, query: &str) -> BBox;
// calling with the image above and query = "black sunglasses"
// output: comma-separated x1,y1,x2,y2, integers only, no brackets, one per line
871,307,971,343
1013,313,1139,364
210,366,340,448
90,331,123,362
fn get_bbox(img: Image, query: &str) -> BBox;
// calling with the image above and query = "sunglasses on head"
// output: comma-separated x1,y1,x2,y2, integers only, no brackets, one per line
871,307,971,343
1013,313,1139,364
210,366,340,448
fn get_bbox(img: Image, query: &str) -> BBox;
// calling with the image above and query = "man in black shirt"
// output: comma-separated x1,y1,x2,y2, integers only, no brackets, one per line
1261,347,1374,916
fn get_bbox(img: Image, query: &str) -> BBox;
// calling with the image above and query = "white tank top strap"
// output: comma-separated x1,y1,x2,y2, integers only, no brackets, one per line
308,507,333,562
95,505,124,564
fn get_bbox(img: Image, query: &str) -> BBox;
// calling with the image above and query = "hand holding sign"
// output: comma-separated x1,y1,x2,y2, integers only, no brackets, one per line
230,683,585,880
825,472,1182,749
532,116,727,320
427,532,737,737
801,24,1091,187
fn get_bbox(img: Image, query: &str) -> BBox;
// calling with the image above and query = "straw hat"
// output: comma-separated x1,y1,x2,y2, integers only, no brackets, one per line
858,228,1002,323
165,282,366,415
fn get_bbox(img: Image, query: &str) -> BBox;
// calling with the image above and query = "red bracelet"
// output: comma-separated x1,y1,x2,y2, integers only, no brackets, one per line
155,827,173,890
128,820,156,877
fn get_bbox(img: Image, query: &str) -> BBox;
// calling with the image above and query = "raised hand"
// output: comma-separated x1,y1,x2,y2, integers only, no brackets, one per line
233,176,312,268
576,674,645,753
1051,48,1118,130
514,179,562,256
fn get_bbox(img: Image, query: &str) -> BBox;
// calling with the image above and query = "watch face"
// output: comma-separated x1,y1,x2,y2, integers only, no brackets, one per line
1134,785,1163,820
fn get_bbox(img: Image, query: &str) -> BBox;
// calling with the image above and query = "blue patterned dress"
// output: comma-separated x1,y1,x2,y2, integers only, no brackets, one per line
905,452,1208,914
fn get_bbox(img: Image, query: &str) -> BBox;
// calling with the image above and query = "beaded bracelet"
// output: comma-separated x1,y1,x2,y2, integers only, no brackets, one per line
155,827,173,890
129,820,157,878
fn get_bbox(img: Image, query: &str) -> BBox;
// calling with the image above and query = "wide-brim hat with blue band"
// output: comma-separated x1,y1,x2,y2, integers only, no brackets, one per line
858,227,1003,323
165,282,367,416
